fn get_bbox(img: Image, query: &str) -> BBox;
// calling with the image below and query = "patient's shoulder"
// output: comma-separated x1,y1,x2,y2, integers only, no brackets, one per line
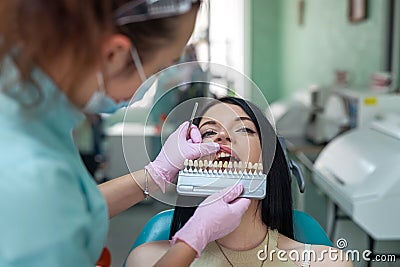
125,240,170,267
277,234,353,267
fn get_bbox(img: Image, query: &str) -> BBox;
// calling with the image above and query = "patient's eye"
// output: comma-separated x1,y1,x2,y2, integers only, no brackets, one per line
236,127,256,134
201,130,217,138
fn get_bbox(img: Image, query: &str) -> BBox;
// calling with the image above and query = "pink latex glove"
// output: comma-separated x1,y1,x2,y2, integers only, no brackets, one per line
171,184,251,257
145,121,220,192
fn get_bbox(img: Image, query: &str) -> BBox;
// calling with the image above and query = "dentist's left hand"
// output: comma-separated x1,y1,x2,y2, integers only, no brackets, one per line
145,121,220,192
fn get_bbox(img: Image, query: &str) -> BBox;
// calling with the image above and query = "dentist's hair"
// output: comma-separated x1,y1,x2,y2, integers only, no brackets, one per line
170,97,294,239
0,0,200,85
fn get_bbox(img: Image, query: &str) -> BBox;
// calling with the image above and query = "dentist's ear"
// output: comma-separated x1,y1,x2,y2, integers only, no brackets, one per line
101,34,132,77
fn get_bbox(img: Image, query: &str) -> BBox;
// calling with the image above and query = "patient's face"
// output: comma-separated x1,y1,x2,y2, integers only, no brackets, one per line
198,103,262,164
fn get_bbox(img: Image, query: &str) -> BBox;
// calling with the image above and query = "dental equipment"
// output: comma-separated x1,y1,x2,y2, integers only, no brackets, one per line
177,159,267,199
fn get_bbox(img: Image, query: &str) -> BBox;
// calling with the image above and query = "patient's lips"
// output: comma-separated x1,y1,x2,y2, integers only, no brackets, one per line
214,145,240,163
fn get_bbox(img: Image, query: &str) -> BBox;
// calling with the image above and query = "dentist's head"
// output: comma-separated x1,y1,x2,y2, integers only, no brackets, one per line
0,0,201,113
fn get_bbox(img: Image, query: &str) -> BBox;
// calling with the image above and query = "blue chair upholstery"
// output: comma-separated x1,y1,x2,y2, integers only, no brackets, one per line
130,209,332,252
292,210,332,246
131,209,175,250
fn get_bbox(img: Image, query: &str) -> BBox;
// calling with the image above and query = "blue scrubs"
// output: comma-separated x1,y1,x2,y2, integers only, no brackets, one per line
0,56,108,266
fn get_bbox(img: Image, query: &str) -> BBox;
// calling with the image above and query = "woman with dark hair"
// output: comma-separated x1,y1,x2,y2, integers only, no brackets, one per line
0,2,250,266
127,97,353,267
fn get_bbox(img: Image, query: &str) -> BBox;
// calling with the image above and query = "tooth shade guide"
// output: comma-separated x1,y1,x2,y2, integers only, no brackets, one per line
181,159,265,176
178,160,267,199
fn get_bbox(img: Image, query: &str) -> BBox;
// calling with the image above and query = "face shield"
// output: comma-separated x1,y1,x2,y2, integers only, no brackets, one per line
114,0,200,26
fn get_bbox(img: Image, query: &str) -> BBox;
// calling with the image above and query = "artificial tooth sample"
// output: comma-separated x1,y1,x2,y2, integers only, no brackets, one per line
253,163,258,174
223,161,228,173
218,161,223,174
204,160,210,173
193,160,198,172
258,163,263,174
248,162,252,172
213,161,218,174
184,159,189,171
228,161,233,174
189,160,193,172
198,160,204,172
209,161,214,173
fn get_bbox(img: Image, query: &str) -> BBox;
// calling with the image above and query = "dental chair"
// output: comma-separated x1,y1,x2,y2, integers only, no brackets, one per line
129,209,332,253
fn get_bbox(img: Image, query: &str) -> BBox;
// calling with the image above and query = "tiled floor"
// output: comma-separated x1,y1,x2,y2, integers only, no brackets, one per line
106,199,171,267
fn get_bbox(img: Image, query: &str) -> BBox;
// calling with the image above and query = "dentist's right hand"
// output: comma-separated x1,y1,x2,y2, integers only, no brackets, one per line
146,121,219,192
171,184,251,257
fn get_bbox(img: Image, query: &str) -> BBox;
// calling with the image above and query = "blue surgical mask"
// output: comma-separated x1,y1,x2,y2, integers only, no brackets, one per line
83,45,148,114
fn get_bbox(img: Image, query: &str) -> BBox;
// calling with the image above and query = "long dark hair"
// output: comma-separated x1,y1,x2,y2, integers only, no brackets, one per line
169,97,294,239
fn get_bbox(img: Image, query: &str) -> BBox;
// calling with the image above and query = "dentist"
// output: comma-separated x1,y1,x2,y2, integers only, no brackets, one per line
0,0,250,266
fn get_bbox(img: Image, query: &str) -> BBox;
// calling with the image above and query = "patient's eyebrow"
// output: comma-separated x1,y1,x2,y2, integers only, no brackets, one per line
234,116,253,122
199,120,216,129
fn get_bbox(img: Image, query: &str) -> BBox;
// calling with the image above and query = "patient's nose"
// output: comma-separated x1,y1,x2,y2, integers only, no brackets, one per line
213,129,231,144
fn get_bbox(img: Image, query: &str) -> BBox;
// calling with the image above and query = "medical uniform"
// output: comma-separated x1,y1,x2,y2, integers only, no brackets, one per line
0,56,108,266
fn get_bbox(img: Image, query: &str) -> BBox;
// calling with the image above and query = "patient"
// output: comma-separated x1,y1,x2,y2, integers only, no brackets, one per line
126,97,353,267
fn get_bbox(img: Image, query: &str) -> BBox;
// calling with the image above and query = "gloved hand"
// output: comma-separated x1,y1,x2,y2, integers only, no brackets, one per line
145,121,220,192
171,184,251,257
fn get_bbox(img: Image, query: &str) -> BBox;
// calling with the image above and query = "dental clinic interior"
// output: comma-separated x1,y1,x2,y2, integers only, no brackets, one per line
72,1,400,266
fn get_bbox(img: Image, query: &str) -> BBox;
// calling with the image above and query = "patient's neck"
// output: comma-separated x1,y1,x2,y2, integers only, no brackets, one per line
217,200,267,251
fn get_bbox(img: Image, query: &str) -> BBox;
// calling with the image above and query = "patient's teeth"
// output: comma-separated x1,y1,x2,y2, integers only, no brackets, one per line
221,152,226,157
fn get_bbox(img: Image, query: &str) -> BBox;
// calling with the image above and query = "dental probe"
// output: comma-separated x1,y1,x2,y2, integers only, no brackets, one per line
186,102,198,138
